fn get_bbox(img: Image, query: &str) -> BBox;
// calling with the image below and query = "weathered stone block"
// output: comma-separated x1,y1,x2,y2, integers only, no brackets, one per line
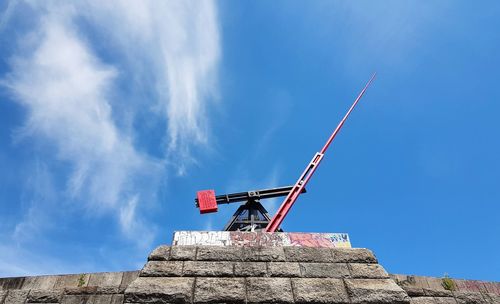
0,291,7,303
22,276,58,290
434,297,458,304
242,247,286,262
196,246,243,261
332,248,377,263
4,290,29,304
140,261,183,277
425,277,454,296
183,261,234,277
0,277,25,290
124,277,194,303
291,278,349,303
234,262,267,277
349,263,389,279
96,287,124,294
454,279,487,293
402,286,426,297
482,293,500,304
397,275,431,290
170,246,197,261
284,247,334,263
88,295,113,304
88,272,123,287
27,290,62,303
110,294,124,304
120,271,139,288
268,262,301,277
246,277,294,303
299,263,350,278
344,279,410,303
61,294,91,304
148,245,170,261
54,274,89,289
64,286,98,295
410,297,436,304
194,277,246,303
482,282,500,295
454,291,487,304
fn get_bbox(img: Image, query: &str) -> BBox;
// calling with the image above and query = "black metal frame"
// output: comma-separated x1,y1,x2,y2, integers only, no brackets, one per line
196,186,306,231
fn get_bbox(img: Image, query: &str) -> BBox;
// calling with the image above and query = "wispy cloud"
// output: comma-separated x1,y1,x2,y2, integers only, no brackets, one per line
1,0,221,259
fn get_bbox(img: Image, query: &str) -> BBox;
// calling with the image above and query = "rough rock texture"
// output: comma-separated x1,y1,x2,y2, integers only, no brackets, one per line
0,271,138,304
122,244,410,304
391,274,500,304
1,240,499,304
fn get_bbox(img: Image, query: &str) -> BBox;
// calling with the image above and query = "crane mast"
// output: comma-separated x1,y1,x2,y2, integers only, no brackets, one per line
265,73,377,232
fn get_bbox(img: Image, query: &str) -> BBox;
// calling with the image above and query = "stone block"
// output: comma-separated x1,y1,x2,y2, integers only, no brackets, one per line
299,263,350,278
482,282,500,295
27,290,62,303
0,291,7,303
291,278,350,303
4,290,29,304
453,291,487,304
234,262,267,277
246,277,294,303
0,277,25,290
196,246,243,261
148,245,170,261
110,294,124,304
88,295,113,304
183,261,234,277
120,271,139,288
22,276,58,290
61,295,91,304
410,297,436,304
284,247,334,262
54,274,89,289
140,261,183,277
194,277,246,303
399,275,431,290
268,262,301,277
344,279,410,303
242,247,286,262
434,297,457,304
332,248,377,263
454,280,487,293
425,277,454,296
402,286,426,296
124,277,194,303
170,246,197,261
96,287,123,294
88,272,123,287
64,286,98,295
482,293,500,304
349,263,389,279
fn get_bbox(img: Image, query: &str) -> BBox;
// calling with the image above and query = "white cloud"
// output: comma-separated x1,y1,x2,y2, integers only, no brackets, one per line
1,0,221,248
79,0,221,172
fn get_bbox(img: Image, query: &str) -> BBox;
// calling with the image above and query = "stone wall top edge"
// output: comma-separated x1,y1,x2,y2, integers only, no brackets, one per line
0,270,138,281
391,273,500,284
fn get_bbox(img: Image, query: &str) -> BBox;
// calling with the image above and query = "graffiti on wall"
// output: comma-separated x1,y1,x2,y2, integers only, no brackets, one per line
172,231,351,248
173,231,232,246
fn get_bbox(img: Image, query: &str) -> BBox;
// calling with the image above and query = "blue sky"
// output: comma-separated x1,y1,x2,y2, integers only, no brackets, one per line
0,1,499,281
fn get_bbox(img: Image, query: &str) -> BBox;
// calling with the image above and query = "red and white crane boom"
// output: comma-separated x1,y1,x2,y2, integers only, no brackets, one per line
265,73,377,232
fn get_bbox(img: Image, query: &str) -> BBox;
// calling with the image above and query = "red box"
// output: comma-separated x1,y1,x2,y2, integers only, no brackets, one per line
197,190,218,214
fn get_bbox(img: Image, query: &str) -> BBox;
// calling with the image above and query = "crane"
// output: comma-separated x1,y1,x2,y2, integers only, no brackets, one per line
195,73,376,232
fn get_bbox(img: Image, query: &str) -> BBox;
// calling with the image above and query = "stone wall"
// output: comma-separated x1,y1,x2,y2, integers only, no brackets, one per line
391,274,500,304
0,271,138,304
124,245,409,303
1,245,499,304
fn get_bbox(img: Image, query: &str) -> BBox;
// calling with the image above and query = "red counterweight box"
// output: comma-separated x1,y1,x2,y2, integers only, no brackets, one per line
197,190,218,214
